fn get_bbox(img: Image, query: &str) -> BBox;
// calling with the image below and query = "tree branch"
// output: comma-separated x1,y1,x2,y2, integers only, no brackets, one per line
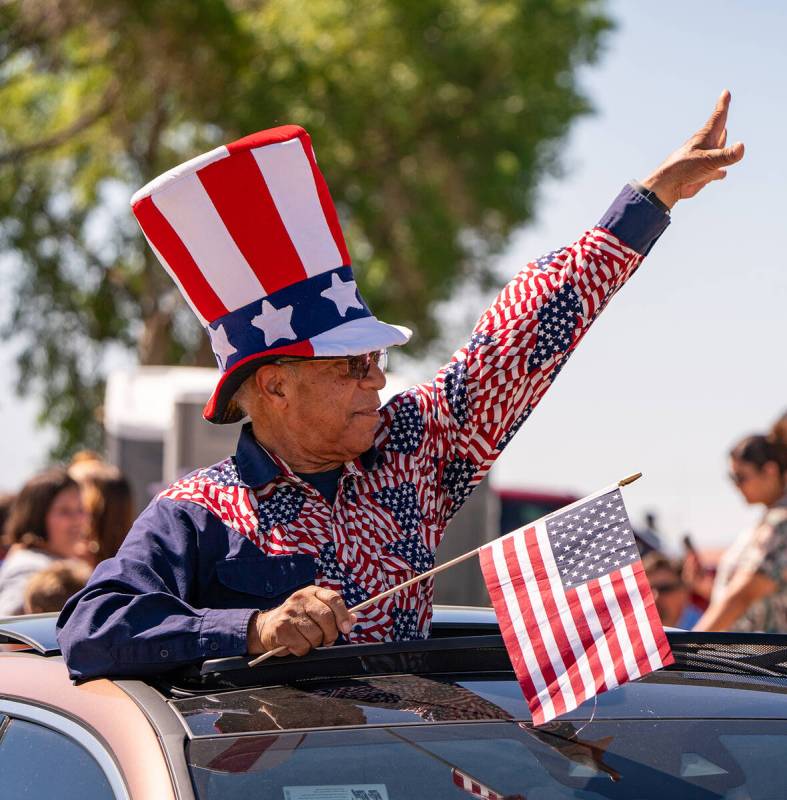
0,83,118,165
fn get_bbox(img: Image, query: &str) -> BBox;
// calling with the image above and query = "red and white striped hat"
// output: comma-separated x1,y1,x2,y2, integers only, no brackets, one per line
131,125,411,423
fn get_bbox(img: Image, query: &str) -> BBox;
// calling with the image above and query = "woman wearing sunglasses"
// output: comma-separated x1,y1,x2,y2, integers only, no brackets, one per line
695,415,787,632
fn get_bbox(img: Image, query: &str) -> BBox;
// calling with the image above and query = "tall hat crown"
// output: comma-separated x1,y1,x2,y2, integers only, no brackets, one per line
131,125,410,423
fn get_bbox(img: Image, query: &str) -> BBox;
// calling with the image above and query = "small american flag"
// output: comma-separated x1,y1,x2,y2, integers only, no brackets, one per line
479,488,673,725
450,767,524,800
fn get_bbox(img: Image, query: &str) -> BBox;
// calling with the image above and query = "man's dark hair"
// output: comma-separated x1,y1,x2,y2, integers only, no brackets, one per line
642,551,682,579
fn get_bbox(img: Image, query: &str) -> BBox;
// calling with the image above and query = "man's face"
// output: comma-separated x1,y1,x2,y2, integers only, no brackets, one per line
279,358,387,465
648,566,688,627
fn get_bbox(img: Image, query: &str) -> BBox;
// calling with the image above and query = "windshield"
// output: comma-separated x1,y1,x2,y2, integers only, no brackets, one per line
187,719,787,799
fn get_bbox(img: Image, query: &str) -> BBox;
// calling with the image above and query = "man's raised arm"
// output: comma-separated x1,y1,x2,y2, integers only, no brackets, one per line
386,91,744,527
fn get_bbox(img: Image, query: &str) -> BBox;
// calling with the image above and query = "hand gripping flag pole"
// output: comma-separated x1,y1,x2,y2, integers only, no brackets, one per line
249,470,672,715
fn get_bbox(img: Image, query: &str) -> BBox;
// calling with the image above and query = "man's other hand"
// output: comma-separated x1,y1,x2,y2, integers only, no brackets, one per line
642,90,745,209
247,586,358,656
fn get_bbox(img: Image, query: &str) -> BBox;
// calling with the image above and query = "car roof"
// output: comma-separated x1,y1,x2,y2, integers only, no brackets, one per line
6,609,787,739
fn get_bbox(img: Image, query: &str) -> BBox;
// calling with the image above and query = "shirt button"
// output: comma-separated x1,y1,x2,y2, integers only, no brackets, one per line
160,649,169,658
210,642,219,651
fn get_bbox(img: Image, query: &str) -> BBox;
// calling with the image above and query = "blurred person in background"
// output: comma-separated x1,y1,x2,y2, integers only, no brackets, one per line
695,414,787,632
634,511,663,556
0,492,16,562
680,532,713,612
642,552,702,629
68,453,134,568
0,468,86,616
23,560,92,614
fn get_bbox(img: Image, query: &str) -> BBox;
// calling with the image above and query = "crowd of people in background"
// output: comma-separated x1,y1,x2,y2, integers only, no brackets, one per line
0,453,132,616
1,410,785,632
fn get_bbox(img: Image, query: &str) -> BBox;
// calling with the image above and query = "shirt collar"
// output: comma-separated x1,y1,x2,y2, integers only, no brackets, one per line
235,422,383,487
235,422,281,488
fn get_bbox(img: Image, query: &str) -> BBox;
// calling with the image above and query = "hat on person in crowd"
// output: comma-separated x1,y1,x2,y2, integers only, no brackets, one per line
130,125,411,424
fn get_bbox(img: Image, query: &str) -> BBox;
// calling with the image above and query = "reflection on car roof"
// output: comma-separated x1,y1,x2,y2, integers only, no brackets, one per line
171,667,787,737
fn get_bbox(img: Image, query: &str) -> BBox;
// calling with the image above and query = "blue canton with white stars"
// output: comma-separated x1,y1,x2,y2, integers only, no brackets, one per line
316,542,344,581
385,400,424,455
441,458,478,508
257,486,306,533
372,482,423,534
441,360,469,427
546,489,640,589
534,249,565,271
495,405,533,451
526,283,582,373
317,542,371,606
467,331,496,352
385,533,435,572
202,458,243,487
392,606,423,641
341,475,358,503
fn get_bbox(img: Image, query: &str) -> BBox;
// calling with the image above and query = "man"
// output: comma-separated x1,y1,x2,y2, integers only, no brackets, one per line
642,552,703,629
57,93,743,678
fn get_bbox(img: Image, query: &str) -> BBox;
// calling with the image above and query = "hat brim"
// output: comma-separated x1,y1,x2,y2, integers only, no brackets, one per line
203,316,412,424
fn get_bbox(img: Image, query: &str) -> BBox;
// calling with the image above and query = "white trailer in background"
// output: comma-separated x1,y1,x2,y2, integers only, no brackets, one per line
104,367,244,515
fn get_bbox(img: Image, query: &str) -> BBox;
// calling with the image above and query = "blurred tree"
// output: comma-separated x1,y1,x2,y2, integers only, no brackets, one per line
0,0,611,458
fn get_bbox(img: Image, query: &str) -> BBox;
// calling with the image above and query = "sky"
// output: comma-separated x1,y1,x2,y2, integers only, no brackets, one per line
1,1,785,553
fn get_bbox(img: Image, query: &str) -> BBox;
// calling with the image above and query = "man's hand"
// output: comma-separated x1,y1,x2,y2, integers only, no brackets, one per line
247,586,357,657
642,90,745,209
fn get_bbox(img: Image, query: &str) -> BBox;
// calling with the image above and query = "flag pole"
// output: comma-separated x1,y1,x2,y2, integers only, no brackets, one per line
248,471,641,666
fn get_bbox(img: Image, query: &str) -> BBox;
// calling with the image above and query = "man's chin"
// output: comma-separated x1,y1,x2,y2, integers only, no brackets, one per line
346,413,380,454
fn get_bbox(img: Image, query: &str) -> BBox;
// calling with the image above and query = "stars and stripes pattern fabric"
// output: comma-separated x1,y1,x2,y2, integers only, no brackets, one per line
160,194,657,647
479,488,673,726
130,125,410,423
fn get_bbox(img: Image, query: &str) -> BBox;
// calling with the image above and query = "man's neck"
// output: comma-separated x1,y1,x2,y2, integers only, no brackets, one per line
250,419,344,473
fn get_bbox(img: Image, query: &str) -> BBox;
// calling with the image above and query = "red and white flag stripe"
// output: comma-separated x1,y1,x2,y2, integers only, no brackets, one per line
451,767,508,800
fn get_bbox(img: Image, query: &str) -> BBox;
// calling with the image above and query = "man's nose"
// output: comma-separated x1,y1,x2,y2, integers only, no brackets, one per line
362,360,386,390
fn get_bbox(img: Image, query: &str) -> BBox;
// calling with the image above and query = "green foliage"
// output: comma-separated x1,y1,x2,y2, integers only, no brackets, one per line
0,0,612,458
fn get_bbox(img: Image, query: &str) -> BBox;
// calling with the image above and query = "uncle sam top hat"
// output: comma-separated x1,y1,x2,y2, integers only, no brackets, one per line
131,125,411,424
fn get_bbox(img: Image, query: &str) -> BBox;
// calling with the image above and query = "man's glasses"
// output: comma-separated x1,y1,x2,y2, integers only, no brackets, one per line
272,349,388,379
650,581,683,594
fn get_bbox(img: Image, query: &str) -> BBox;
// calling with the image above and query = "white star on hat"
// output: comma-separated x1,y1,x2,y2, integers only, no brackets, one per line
251,300,297,346
209,323,237,371
320,273,364,317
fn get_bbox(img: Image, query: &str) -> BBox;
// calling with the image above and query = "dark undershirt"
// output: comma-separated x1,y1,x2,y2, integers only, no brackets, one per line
294,466,344,505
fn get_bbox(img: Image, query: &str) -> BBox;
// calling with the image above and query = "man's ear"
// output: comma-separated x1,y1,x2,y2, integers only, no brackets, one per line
255,364,290,406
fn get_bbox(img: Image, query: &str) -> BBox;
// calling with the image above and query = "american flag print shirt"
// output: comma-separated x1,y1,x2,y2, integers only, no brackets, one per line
160,185,669,642
57,185,668,679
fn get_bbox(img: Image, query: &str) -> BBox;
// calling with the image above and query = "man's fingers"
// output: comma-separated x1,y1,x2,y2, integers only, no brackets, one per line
699,89,731,146
273,623,314,657
315,587,355,635
293,614,328,649
718,127,727,149
682,170,727,200
705,141,745,167
304,600,340,646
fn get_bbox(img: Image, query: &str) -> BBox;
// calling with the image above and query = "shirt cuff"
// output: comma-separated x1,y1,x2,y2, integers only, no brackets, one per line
199,607,257,658
597,183,671,256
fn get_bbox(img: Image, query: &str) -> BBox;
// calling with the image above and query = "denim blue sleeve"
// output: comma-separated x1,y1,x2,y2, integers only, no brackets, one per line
56,498,255,680
597,183,671,256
